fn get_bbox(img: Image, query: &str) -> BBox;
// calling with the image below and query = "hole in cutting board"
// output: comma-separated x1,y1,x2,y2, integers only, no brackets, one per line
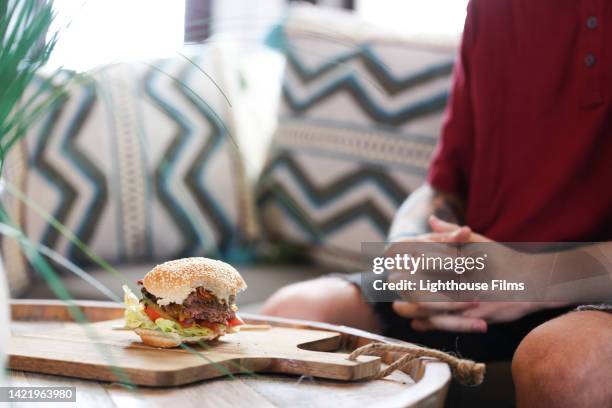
296,332,342,352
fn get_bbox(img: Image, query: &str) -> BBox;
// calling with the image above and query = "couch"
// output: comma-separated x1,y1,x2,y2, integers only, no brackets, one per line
3,4,457,313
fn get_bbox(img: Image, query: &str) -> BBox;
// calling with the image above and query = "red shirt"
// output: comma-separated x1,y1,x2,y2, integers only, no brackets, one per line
428,0,612,242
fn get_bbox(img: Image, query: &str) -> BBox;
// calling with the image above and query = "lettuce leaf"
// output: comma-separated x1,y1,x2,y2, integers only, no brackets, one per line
154,317,180,333
123,285,216,337
123,285,155,329
155,318,215,337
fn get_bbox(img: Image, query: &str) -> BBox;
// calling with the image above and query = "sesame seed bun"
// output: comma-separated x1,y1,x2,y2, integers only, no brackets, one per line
143,257,247,306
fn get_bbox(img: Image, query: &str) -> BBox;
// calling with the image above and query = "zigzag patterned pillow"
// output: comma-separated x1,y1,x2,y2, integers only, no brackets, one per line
2,48,254,294
257,6,457,270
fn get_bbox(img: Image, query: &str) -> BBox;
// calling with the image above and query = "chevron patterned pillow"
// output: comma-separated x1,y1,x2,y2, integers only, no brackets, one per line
2,49,254,295
257,5,458,270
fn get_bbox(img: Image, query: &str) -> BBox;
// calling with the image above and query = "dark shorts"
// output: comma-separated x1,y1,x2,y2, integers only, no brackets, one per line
339,272,610,362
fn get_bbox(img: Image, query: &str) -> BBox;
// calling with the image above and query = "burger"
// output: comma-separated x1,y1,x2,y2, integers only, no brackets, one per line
123,257,247,348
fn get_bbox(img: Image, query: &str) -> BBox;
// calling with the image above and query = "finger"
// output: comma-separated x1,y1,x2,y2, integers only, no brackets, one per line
410,318,433,331
467,232,492,243
415,301,480,313
392,301,449,318
411,315,488,333
426,226,472,243
451,226,472,242
429,215,461,233
391,235,426,244
429,216,473,242
392,301,479,318
392,301,430,318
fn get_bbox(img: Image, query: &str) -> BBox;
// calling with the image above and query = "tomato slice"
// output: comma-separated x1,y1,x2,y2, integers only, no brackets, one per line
197,321,218,331
143,300,172,321
144,306,161,322
227,315,244,327
145,306,161,321
180,319,195,328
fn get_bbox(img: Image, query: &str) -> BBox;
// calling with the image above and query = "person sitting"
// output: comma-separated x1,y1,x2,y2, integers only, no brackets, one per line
262,1,612,406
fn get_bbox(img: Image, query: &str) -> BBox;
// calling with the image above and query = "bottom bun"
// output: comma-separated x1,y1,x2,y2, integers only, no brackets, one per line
135,328,219,348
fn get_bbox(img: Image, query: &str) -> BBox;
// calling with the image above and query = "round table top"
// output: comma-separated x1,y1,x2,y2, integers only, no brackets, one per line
7,299,451,408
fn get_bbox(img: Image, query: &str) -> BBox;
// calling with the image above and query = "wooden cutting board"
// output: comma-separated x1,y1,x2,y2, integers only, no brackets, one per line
8,319,381,387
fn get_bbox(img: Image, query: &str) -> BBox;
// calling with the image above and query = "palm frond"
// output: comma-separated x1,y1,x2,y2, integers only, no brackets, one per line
0,0,69,168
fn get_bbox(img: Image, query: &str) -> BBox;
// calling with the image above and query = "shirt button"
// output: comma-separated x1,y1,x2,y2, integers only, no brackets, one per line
586,16,598,30
585,54,596,67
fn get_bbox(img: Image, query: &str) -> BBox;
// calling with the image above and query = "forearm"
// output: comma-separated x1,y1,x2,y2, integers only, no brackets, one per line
388,183,464,241
536,242,612,304
478,242,612,305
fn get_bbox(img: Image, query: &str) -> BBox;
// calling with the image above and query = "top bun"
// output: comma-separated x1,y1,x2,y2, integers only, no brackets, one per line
143,257,247,306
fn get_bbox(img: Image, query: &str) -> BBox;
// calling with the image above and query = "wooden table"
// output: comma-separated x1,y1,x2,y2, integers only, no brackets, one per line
7,300,450,408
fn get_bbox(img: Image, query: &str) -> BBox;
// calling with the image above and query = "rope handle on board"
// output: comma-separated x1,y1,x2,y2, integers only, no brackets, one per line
347,342,486,386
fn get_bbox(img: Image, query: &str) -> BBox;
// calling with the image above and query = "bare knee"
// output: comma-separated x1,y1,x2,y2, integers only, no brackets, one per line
512,311,612,408
261,277,380,332
260,278,338,321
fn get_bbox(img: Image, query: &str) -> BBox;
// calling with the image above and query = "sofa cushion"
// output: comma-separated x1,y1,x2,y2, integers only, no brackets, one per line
2,46,256,295
257,5,457,270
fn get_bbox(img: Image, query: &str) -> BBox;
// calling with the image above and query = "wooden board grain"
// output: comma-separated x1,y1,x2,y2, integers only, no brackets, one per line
8,318,380,386
9,300,451,407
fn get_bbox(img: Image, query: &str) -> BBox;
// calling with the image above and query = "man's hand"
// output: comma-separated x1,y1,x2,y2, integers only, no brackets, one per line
390,211,476,244
392,216,562,333
427,215,491,242
390,215,488,332
460,301,565,324
392,300,488,332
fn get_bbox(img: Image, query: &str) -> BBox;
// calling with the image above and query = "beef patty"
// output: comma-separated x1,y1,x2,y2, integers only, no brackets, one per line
140,285,235,324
